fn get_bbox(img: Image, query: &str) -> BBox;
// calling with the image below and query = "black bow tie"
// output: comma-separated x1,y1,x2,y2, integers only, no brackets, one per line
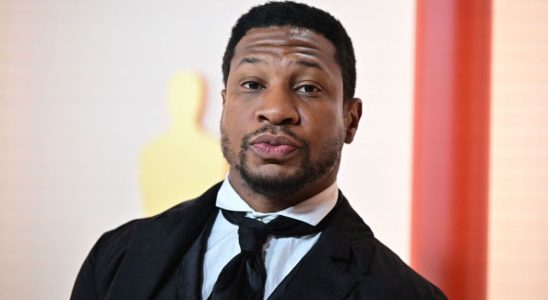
208,209,323,300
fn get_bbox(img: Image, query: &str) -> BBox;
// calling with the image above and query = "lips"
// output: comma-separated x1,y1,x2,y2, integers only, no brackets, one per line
249,134,301,160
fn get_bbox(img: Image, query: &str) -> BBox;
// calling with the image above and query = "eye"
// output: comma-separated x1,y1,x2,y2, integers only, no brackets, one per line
242,81,265,90
295,84,321,95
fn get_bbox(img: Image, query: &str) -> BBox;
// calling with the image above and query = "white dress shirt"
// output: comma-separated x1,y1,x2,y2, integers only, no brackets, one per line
201,179,339,299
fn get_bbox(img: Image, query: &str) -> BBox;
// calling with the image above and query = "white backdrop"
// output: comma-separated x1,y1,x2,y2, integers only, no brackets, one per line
0,1,416,299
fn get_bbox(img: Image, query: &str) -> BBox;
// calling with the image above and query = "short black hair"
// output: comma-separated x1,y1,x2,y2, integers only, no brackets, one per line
222,1,356,101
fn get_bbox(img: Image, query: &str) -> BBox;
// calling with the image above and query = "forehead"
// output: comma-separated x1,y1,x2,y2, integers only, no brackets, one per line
231,26,339,72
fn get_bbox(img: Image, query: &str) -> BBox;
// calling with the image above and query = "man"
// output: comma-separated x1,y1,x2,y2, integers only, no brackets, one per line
71,2,446,299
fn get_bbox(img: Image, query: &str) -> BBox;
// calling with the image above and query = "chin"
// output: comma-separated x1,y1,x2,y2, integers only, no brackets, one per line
238,165,309,198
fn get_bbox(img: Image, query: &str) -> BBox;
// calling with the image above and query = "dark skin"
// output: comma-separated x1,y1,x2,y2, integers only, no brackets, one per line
221,26,362,212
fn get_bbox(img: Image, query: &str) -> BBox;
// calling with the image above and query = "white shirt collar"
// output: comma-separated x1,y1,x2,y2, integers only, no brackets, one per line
216,178,338,226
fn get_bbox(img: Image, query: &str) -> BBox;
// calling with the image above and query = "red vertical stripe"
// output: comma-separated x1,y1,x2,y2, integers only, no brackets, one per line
412,1,491,299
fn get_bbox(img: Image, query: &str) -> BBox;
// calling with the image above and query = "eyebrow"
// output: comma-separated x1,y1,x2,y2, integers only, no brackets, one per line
237,57,264,67
236,56,325,71
296,60,323,70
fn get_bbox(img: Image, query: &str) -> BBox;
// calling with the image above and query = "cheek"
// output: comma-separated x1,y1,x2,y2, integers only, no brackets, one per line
224,99,246,119
221,105,249,139
303,106,345,135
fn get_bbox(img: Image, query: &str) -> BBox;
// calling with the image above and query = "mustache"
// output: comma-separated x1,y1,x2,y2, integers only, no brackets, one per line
241,125,308,149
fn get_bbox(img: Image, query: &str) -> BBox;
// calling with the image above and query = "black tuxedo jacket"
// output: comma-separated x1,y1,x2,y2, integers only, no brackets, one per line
71,182,446,299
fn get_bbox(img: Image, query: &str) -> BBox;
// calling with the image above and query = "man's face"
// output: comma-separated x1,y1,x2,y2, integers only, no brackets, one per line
221,26,361,201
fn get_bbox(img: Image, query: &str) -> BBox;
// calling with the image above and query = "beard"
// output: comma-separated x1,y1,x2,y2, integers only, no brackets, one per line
221,124,344,198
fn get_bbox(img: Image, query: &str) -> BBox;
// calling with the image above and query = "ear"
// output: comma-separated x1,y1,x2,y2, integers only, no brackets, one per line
221,89,227,105
343,98,362,143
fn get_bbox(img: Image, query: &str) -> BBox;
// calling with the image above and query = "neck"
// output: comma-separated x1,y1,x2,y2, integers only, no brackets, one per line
227,172,337,213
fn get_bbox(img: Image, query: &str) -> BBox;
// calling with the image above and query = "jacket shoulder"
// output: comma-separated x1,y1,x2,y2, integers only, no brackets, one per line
323,195,447,299
97,195,205,258
356,238,447,299
70,198,200,299
70,182,222,299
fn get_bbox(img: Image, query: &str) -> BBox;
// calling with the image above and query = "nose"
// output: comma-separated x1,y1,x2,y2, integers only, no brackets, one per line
255,85,300,126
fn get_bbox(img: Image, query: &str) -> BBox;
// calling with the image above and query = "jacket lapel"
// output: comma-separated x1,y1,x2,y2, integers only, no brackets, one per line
276,192,375,300
106,182,222,300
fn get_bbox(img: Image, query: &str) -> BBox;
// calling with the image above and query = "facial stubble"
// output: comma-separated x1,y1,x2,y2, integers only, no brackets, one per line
221,125,344,199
